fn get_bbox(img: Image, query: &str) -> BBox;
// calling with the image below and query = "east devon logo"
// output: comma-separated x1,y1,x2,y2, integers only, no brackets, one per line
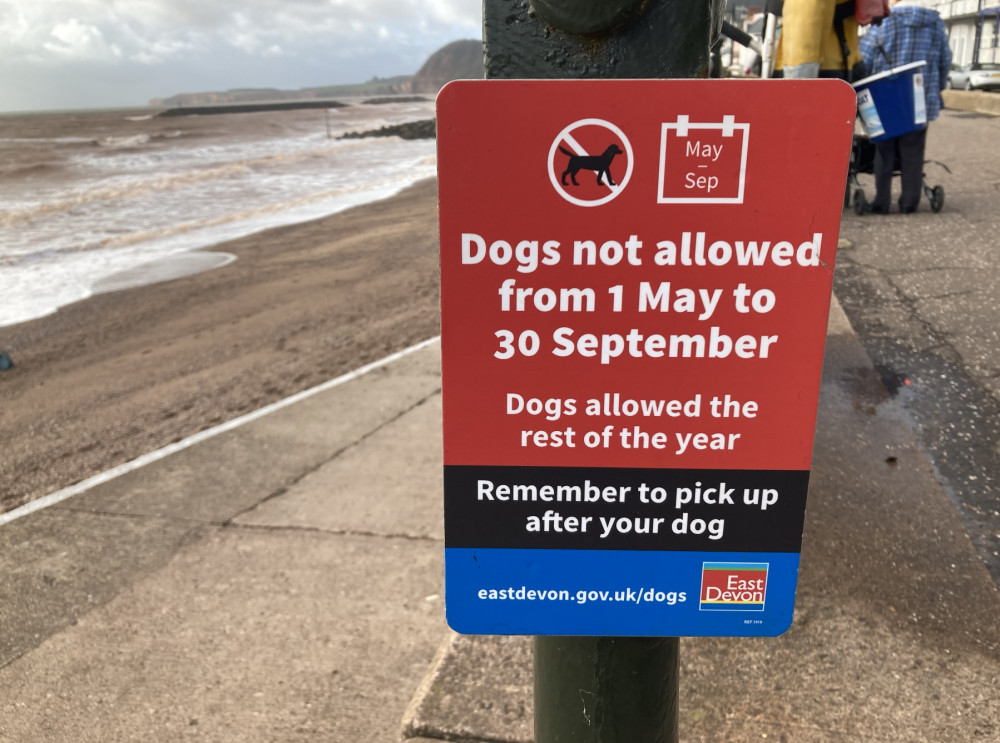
700,562,768,612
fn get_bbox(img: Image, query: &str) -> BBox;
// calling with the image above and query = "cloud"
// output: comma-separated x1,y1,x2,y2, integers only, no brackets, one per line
129,36,201,65
0,0,481,109
47,0,477,54
43,19,122,60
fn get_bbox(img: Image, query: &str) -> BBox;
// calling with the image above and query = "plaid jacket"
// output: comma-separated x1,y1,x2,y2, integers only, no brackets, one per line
860,3,952,121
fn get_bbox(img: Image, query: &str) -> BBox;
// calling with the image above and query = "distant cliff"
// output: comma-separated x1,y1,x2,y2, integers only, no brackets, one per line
149,40,483,107
408,39,484,93
149,77,412,107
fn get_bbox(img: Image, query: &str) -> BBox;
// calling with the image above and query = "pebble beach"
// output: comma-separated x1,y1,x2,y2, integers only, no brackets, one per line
0,177,441,513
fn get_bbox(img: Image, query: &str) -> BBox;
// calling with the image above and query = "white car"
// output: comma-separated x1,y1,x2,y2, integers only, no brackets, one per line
947,62,1000,91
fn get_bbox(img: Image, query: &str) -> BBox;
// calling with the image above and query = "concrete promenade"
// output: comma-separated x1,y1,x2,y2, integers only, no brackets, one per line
2,291,999,741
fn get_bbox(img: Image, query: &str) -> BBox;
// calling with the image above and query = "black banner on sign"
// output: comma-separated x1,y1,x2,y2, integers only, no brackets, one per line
444,465,809,552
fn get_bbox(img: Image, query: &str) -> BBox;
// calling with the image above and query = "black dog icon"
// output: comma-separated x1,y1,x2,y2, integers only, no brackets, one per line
560,144,623,187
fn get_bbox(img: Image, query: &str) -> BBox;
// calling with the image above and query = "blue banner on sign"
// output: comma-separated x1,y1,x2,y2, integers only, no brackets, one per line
445,548,800,637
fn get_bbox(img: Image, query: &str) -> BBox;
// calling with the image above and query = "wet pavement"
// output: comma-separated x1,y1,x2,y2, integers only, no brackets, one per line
836,101,1000,585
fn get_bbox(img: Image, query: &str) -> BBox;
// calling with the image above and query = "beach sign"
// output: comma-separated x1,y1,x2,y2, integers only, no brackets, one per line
437,79,856,637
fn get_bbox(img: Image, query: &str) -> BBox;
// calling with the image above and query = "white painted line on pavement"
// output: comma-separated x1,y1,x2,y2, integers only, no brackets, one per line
0,336,441,528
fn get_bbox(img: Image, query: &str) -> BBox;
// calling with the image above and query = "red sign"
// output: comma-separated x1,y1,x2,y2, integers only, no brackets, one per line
439,81,857,473
437,80,856,636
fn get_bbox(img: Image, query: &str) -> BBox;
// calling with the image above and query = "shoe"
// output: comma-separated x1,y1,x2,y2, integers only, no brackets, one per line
870,205,890,215
900,206,917,214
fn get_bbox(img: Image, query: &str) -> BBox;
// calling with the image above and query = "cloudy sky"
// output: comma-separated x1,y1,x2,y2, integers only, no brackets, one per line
0,0,482,112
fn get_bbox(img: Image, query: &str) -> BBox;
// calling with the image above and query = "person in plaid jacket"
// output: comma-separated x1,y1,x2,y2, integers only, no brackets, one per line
860,0,952,213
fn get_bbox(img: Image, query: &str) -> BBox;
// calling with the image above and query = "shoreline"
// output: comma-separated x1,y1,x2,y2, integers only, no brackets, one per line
0,177,441,514
2,171,438,331
91,251,237,296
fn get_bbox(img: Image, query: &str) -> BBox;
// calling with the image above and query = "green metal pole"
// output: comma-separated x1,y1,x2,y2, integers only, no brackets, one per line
480,2,722,741
483,0,720,80
533,636,680,743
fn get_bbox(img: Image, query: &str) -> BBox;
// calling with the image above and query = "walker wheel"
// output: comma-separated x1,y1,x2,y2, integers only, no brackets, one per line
853,189,868,215
930,185,945,213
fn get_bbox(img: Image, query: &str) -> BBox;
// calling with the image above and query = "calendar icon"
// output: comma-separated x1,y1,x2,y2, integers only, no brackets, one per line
658,115,749,204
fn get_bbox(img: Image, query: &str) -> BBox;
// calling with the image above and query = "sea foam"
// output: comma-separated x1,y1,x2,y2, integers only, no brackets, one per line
0,100,437,327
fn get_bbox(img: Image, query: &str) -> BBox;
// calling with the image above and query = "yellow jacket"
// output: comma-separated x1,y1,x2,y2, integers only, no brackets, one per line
775,0,862,78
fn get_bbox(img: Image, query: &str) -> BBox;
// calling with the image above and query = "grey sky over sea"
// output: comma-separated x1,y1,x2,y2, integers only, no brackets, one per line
0,0,482,113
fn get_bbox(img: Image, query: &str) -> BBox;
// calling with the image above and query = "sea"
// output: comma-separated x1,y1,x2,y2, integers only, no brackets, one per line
0,98,438,328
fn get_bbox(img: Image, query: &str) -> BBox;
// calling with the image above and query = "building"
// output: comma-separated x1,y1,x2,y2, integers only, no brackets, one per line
927,0,1000,65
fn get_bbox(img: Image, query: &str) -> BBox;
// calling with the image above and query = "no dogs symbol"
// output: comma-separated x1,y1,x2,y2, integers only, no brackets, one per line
547,119,633,207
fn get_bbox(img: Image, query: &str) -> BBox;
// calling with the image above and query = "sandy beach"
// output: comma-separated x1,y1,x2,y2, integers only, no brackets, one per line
0,178,441,514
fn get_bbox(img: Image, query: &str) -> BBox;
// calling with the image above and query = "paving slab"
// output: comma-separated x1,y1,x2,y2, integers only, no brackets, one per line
0,529,444,742
236,393,444,540
403,633,533,743
403,300,1000,743
0,509,207,666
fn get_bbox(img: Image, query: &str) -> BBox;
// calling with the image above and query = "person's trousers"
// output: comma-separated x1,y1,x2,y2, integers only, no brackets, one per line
873,126,927,213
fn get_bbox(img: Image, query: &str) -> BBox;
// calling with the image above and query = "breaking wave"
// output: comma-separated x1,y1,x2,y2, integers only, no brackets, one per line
96,133,152,148
0,138,380,228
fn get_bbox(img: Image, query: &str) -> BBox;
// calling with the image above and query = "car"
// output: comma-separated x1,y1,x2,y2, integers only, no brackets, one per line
946,62,1000,91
